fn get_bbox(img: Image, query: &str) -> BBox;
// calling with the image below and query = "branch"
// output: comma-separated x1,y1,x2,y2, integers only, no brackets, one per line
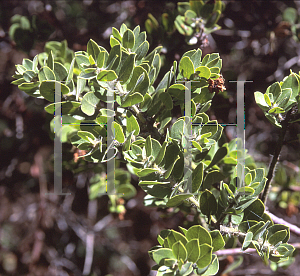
215,243,300,256
83,231,95,275
83,199,97,275
265,210,300,236
260,109,292,204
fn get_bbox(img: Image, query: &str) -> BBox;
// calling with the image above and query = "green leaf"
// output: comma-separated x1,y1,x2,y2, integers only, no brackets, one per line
201,54,210,66
237,186,255,196
175,16,193,36
268,230,288,246
137,168,159,177
283,7,298,24
200,190,217,216
186,225,212,246
170,119,184,140
75,54,90,69
118,53,135,84
210,230,225,252
179,226,188,236
106,44,121,71
38,66,56,81
190,49,202,69
139,180,170,185
81,91,100,116
189,0,204,16
168,84,186,101
169,230,188,247
192,162,204,192
192,141,202,152
23,70,36,82
67,58,75,82
87,39,100,61
145,135,152,157
268,107,285,114
97,70,118,81
159,92,173,110
117,183,137,199
195,66,211,79
123,29,135,49
255,91,270,111
76,77,86,100
154,141,167,165
266,82,281,102
53,62,68,81
264,93,272,106
16,64,27,74
89,174,106,199
151,139,162,160
202,170,225,190
196,244,213,269
112,27,122,42
204,254,219,275
165,155,181,179
283,73,299,100
242,232,253,250
276,244,295,258
166,194,191,207
81,70,96,80
179,56,194,79
172,241,187,261
206,9,221,28
121,92,143,107
11,77,25,85
265,113,282,128
127,66,149,96
126,110,139,135
47,51,54,70
245,172,253,186
136,41,149,60
152,248,175,266
206,147,228,170
40,80,70,102
267,225,290,244
77,130,96,143
22,58,33,70
45,101,81,115
185,239,200,263
244,199,265,221
179,262,193,276
206,57,220,69
156,71,172,93
97,51,108,68
18,82,40,97
276,88,291,109
184,10,197,25
114,121,125,143
119,23,127,35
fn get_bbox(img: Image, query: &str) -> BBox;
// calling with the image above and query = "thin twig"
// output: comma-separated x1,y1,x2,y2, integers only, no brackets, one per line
260,109,292,205
215,243,300,256
83,231,95,275
83,199,97,275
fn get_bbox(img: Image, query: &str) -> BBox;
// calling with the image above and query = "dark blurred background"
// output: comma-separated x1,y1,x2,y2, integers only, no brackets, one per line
0,1,300,275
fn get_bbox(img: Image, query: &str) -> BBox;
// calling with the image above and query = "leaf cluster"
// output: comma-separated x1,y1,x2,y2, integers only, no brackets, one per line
255,72,300,128
11,23,297,275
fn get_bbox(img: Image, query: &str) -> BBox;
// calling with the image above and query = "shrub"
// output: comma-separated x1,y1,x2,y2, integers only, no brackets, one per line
12,22,298,275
